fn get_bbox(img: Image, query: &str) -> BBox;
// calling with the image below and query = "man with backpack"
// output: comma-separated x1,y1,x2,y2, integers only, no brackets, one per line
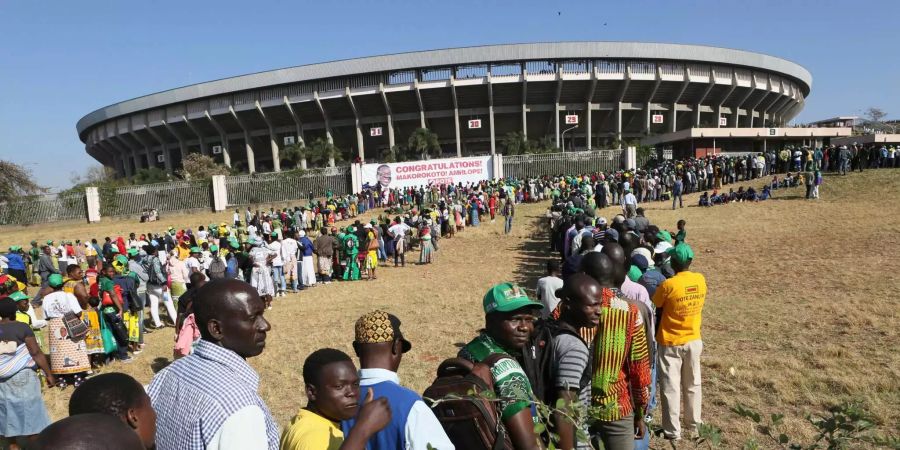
547,273,602,450
143,245,175,330
206,245,227,280
450,282,544,450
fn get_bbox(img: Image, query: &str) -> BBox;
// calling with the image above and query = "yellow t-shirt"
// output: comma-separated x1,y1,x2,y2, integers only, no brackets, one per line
651,271,707,346
280,409,344,450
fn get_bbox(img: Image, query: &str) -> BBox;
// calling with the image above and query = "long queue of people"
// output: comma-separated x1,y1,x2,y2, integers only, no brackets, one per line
8,154,829,449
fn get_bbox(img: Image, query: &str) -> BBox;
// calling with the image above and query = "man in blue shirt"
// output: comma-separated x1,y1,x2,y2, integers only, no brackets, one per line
343,310,454,450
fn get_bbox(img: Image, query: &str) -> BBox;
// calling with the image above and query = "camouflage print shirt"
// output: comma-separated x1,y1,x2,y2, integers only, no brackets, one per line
459,332,536,420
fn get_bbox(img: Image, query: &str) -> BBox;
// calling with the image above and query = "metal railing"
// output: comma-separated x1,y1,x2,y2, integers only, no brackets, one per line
101,180,212,218
224,166,351,207
0,192,87,225
502,149,625,179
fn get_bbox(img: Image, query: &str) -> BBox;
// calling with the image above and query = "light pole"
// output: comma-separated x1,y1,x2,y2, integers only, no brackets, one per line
560,125,578,152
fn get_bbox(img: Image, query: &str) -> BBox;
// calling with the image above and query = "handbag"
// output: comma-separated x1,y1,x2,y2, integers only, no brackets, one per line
63,312,90,342
367,238,380,251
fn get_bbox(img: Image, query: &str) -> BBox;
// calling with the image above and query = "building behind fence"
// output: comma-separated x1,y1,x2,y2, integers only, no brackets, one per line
1,150,641,225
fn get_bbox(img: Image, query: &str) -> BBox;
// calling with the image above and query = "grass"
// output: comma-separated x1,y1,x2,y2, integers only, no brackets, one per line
17,169,900,448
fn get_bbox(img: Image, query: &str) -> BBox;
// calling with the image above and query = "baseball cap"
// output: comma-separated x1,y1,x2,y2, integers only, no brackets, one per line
656,230,673,243
354,310,411,353
47,274,64,288
483,282,543,314
209,245,219,252
624,219,637,230
632,247,654,268
630,254,650,271
604,228,620,243
667,243,694,266
190,246,202,253
8,291,29,301
595,217,608,226
126,248,138,257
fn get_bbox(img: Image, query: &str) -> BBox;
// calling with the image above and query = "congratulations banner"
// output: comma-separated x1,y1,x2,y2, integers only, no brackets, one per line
360,156,492,190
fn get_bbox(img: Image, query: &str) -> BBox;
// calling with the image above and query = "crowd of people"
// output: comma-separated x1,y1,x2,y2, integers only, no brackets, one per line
0,148,887,449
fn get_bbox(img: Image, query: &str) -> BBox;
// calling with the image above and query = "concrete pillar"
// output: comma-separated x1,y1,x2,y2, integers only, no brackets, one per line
269,128,280,172
211,175,228,212
616,103,623,142
218,134,232,168
555,104,560,148
521,72,528,140
671,104,678,133
454,106,461,157
586,107,593,150
489,104,496,155
85,187,101,223
144,149,153,169
244,131,256,173
386,114,395,150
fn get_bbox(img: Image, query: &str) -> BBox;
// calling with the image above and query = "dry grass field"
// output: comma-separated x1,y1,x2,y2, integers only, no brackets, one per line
12,169,900,448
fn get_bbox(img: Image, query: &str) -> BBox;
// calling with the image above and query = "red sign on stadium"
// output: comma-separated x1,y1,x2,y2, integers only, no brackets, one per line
652,114,664,124
370,127,383,137
468,119,482,129
565,114,579,125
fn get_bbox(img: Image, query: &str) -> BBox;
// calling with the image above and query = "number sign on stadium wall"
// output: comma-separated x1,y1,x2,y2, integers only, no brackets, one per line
652,114,664,124
565,114,579,125
719,117,727,126
468,119,482,129
361,156,493,190
370,127,383,137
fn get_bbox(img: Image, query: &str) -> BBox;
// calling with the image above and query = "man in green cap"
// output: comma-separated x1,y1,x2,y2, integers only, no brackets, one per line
458,282,543,450
652,243,706,441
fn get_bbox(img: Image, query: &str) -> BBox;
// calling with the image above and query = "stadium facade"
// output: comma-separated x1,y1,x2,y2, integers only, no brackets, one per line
76,42,812,177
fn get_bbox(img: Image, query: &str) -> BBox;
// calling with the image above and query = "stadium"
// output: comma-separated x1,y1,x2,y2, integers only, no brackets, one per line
76,42,813,177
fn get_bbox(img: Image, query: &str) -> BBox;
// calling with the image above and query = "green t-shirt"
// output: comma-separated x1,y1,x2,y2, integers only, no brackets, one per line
459,332,535,420
675,229,686,243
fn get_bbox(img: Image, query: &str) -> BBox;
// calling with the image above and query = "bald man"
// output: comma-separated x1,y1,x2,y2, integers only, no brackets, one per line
147,279,279,450
35,413,144,450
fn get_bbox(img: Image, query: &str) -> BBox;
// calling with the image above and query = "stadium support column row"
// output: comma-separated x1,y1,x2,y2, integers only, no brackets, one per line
229,106,255,173
615,68,632,143
256,101,280,172
183,115,208,155
205,111,232,168
716,71,738,128
585,71,597,150
283,99,307,169
554,70,563,148
378,83,396,151
345,88,365,161
671,69,691,133
487,73,495,155
450,77,461,157
644,67,663,135
521,71,528,144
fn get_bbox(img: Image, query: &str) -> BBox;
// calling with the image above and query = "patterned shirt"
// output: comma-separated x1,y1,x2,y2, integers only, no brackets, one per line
590,288,651,422
459,332,536,420
148,339,280,450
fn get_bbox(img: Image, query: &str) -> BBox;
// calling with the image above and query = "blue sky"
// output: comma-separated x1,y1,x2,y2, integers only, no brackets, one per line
1,0,898,190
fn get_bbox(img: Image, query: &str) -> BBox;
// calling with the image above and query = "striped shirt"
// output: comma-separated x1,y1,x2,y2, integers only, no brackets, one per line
148,339,279,450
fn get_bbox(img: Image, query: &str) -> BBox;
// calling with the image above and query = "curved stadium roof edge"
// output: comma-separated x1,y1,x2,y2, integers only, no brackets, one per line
76,41,812,136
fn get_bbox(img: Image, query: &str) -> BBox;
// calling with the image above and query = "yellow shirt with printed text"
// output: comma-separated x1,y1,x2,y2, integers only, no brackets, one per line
652,271,707,346
280,409,344,450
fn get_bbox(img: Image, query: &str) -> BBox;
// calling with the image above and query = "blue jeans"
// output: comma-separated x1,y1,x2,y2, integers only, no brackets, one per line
504,216,513,234
672,192,683,209
634,362,657,450
272,266,285,292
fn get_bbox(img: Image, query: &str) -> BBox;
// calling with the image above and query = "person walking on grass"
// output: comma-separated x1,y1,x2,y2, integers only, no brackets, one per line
502,197,515,235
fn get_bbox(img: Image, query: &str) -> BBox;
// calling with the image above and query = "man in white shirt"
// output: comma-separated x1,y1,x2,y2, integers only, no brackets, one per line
349,310,454,450
535,260,564,318
622,189,638,218
267,239,285,297
280,234,300,292
185,247,206,281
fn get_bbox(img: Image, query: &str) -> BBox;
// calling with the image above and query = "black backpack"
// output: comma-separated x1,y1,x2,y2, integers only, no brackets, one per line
208,257,226,279
423,354,513,450
519,319,592,408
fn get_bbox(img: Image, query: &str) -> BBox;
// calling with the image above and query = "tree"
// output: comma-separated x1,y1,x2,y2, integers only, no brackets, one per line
501,131,528,155
864,107,887,124
407,128,441,160
70,165,115,186
0,160,46,202
307,138,342,167
379,145,403,163
178,153,230,180
132,167,169,184
281,143,308,170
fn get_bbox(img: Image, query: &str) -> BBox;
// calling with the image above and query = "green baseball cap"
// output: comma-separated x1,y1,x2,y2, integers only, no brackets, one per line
209,245,219,252
9,245,21,251
46,240,54,245
8,291,29,301
115,255,128,265
190,246,201,253
656,230,673,243
483,282,543,314
48,274,64,288
109,247,119,254
127,248,138,257
667,243,694,266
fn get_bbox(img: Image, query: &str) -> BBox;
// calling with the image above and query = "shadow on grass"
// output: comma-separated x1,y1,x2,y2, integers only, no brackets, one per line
510,212,554,294
151,357,171,373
